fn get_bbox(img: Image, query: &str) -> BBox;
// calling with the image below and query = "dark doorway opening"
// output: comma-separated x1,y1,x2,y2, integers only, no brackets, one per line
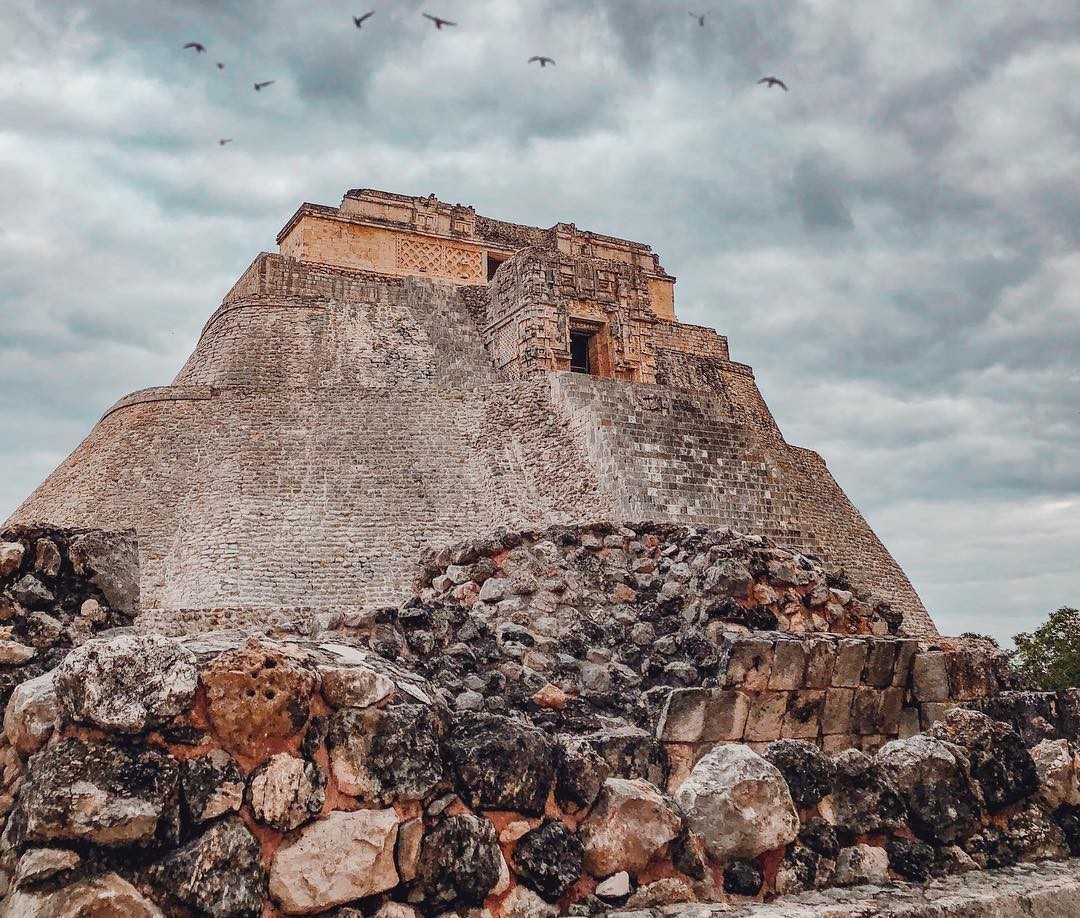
486,254,507,281
570,331,592,374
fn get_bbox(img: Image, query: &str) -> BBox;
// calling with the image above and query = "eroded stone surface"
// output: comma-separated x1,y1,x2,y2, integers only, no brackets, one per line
1,872,162,918
180,749,245,824
579,777,682,876
409,813,501,911
675,744,799,862
514,819,584,901
269,809,399,914
247,752,326,831
762,739,834,810
4,672,60,755
55,634,197,733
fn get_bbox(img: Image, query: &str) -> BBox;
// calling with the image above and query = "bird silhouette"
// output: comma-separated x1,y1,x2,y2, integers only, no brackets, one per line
528,56,555,68
216,62,225,70
688,12,706,27
757,76,788,90
353,11,375,28
254,80,276,91
422,13,457,29
219,139,233,146
183,42,206,53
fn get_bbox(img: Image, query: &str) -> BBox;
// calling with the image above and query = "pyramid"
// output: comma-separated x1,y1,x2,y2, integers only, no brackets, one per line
7,188,934,638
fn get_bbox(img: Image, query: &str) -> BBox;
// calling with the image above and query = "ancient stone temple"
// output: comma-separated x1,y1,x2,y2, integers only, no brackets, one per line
2,191,1078,917
8,188,931,638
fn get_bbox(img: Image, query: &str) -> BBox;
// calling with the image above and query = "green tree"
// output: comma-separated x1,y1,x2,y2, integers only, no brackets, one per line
1010,607,1080,691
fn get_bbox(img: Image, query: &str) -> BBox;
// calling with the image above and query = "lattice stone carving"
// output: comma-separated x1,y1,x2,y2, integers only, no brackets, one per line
396,237,483,281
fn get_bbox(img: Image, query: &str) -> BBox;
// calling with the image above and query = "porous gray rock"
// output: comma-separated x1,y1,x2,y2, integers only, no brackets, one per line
54,634,197,733
247,752,326,831
723,859,764,895
886,837,936,881
930,708,1038,811
180,749,245,824
148,815,265,918
674,744,799,862
14,737,178,847
876,735,982,844
579,726,667,787
68,529,139,614
820,749,906,836
514,819,584,901
409,813,501,911
269,809,399,913
327,703,445,803
834,844,889,886
762,739,834,809
10,575,52,610
446,712,556,815
578,777,682,876
555,736,610,813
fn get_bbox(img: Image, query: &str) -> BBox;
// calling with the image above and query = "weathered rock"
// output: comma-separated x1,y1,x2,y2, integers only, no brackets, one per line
1005,803,1069,862
579,777,682,876
625,877,696,908
834,844,889,885
886,837,935,881
446,712,555,815
875,736,981,844
820,749,906,837
68,529,139,614
1,872,162,918
148,815,265,918
0,641,35,666
13,847,80,887
202,639,319,758
1032,739,1080,810
247,752,326,831
54,634,197,733
180,749,245,824
762,739,834,809
1056,804,1080,856
396,817,424,882
10,575,53,611
4,672,60,755
319,663,395,708
555,736,609,813
20,611,62,649
502,884,560,918
328,704,445,803
409,813,501,911
15,737,178,847
595,870,631,899
0,542,24,578
799,817,840,859
579,726,667,787
269,809,399,914
912,652,949,702
32,540,60,579
514,820,584,901
723,859,763,896
674,744,798,862
930,708,1038,811
774,846,818,895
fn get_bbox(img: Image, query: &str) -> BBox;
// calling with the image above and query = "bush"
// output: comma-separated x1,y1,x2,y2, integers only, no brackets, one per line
1010,607,1080,692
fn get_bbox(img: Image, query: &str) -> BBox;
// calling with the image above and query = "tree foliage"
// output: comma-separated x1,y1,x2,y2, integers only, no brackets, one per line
1010,607,1080,692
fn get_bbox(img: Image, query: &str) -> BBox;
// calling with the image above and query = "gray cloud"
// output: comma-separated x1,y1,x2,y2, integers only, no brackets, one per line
1,0,1078,645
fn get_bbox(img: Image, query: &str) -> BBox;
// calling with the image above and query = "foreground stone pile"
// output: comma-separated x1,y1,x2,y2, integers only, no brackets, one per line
1,628,1078,917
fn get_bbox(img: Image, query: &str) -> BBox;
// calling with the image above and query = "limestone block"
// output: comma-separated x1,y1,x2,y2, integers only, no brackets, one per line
805,638,836,689
1032,739,1080,810
579,778,682,876
269,809,399,914
892,639,919,687
4,672,61,755
657,688,708,743
0,542,24,578
862,640,898,688
781,690,825,740
768,640,808,691
831,640,867,688
852,687,884,735
319,664,394,709
745,692,788,743
834,844,889,886
718,637,773,691
946,650,997,702
247,753,326,831
2,873,162,918
880,686,905,736
912,652,950,703
821,688,854,736
702,689,751,742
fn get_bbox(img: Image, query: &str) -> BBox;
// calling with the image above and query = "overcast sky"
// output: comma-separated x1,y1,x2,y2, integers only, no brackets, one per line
2,0,1078,643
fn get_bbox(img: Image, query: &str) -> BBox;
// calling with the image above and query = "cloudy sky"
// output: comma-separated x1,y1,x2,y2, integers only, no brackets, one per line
2,0,1078,643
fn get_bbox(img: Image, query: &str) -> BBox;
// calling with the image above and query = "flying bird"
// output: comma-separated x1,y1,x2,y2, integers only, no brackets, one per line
183,42,206,53
216,62,225,70
254,80,276,91
758,76,788,91
422,13,457,29
218,138,233,146
689,12,706,27
528,56,555,68
353,11,375,28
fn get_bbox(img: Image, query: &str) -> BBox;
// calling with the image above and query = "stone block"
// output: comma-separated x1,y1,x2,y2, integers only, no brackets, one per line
945,650,997,702
744,693,787,743
920,701,954,730
831,640,866,688
822,734,851,754
1057,689,1080,740
892,640,919,687
702,690,751,743
718,637,774,691
862,640,898,688
912,652,950,703
768,640,807,691
781,690,825,740
899,706,921,739
805,638,836,689
657,689,707,743
880,687,905,735
821,688,854,736
852,687,883,735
